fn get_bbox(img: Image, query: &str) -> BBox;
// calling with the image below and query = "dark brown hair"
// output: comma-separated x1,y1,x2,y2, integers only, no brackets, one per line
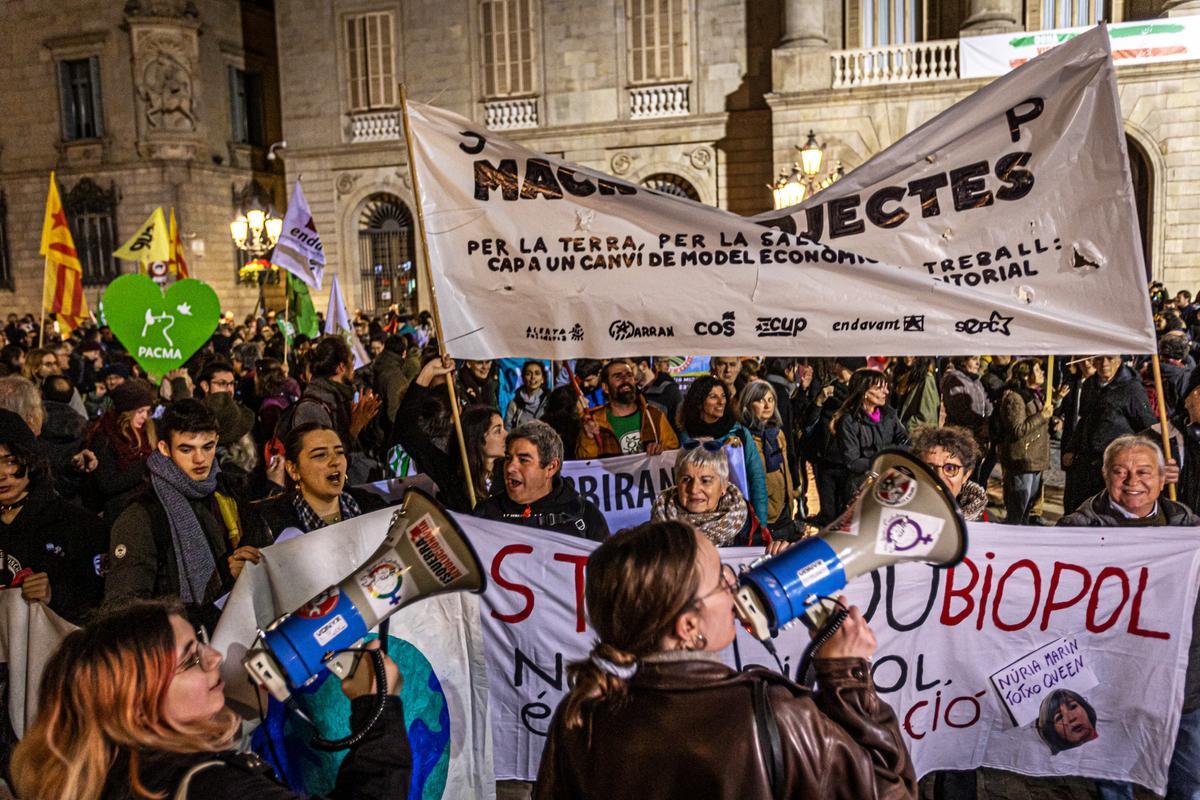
561,520,701,730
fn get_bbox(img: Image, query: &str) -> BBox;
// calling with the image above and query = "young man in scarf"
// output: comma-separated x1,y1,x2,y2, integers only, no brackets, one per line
103,399,271,628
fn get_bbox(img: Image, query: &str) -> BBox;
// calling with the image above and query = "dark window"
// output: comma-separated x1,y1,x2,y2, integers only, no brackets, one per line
640,172,701,202
63,178,120,286
357,195,416,315
57,57,104,141
228,66,266,146
0,191,11,291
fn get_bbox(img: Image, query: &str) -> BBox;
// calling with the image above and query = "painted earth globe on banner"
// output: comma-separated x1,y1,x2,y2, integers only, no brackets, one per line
283,636,450,798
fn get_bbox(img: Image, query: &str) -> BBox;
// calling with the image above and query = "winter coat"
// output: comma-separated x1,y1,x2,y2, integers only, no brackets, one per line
535,654,916,800
826,406,911,488
995,385,1050,473
575,396,680,459
748,426,797,524
1148,416,1200,514
1058,491,1200,713
1159,359,1194,418
642,373,683,424
389,382,472,513
473,476,610,540
680,421,771,524
38,399,87,500
103,473,272,630
290,377,355,447
895,370,940,433
0,482,105,624
505,387,547,429
1064,365,1157,464
940,370,992,444
99,696,411,800
252,487,387,540
371,349,414,425
85,423,151,522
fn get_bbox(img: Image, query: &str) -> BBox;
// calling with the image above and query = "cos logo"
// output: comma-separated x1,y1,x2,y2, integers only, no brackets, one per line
694,311,735,337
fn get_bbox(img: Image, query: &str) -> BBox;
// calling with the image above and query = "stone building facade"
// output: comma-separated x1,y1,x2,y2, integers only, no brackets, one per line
273,0,1200,317
0,0,284,318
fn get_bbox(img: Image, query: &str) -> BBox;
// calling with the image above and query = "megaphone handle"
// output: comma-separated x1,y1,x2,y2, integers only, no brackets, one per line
310,646,390,752
796,598,850,687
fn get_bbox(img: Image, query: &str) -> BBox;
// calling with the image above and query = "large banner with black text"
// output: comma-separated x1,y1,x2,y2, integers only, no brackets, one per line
474,519,1200,792
406,26,1154,359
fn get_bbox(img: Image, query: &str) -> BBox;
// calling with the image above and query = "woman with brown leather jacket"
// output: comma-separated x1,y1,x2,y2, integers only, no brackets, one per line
534,520,916,800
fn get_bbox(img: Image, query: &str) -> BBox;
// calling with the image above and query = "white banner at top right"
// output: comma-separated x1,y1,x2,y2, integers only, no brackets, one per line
960,18,1200,79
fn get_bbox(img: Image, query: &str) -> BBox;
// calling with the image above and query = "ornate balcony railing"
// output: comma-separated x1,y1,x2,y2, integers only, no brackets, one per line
484,97,539,130
831,39,959,88
349,110,402,143
629,82,690,119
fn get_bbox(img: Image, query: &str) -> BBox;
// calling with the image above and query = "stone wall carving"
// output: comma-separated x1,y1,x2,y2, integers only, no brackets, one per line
126,5,202,159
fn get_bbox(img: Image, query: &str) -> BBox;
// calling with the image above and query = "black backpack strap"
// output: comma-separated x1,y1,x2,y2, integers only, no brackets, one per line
752,678,786,800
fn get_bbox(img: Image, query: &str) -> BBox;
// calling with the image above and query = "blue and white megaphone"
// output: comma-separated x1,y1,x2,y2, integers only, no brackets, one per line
242,488,486,705
733,448,967,639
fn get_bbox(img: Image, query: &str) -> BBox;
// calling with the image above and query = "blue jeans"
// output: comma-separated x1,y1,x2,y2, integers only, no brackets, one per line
1096,780,1134,800
1169,706,1200,799
1002,470,1043,525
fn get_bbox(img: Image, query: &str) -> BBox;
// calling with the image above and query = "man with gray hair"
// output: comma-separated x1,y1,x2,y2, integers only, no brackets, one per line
474,420,609,540
1058,433,1200,799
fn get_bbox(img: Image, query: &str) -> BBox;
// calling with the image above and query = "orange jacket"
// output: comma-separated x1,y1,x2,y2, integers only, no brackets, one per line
575,396,680,459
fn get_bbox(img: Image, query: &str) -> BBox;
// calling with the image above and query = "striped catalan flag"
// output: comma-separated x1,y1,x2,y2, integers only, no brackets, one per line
39,172,90,334
168,207,189,278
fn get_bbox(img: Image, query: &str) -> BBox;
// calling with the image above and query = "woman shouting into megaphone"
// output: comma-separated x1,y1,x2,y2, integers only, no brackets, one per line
534,520,916,800
10,600,412,800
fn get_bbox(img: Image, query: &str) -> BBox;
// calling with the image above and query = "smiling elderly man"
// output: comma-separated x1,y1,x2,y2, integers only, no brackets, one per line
1058,433,1199,800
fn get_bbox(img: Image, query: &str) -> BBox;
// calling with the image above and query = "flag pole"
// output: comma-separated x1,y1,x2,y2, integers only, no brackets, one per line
1150,353,1177,501
398,83,477,509
283,276,290,366
39,254,49,347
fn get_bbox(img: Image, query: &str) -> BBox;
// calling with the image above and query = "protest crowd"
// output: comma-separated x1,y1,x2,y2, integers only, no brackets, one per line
0,274,1193,800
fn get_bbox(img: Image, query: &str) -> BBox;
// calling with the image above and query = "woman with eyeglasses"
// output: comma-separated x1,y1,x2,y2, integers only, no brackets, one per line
825,369,910,519
11,600,411,800
650,441,777,550
676,376,769,523
911,425,988,522
534,519,915,799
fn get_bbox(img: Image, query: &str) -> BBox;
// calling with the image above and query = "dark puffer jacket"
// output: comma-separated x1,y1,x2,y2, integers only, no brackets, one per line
535,654,916,800
995,384,1050,473
474,476,610,540
1064,365,1157,464
826,406,911,487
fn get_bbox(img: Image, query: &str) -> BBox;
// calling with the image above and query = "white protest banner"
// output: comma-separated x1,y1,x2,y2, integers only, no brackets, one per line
559,445,748,532
0,589,76,737
405,25,1153,360
750,27,1154,355
472,518,1200,792
211,507,495,800
273,178,325,289
960,19,1200,79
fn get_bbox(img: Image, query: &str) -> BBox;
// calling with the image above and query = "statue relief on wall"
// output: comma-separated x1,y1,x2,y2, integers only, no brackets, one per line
134,33,197,132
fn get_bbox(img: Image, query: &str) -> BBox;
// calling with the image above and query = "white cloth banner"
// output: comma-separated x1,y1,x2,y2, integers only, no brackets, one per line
324,274,369,370
473,519,1200,793
751,26,1153,356
272,179,325,289
211,507,495,800
0,590,76,738
405,26,1153,359
559,444,748,531
960,19,1200,79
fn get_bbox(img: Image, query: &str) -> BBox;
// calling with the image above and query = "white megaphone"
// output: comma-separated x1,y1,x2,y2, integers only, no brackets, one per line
733,448,967,640
243,488,486,705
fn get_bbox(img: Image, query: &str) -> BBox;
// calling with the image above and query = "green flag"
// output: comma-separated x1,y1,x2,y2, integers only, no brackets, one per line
287,272,319,338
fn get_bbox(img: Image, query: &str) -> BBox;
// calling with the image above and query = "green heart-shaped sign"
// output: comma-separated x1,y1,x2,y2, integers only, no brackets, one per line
103,274,220,379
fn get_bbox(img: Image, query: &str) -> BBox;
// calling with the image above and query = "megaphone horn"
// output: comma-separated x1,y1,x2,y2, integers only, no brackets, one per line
243,487,487,705
733,448,968,640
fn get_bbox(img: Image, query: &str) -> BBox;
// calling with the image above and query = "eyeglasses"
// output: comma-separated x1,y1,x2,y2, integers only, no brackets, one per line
694,564,739,605
682,439,724,453
931,461,965,478
175,626,211,674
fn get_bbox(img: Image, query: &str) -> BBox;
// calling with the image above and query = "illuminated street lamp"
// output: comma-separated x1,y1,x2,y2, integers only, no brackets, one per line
771,130,845,210
230,204,283,257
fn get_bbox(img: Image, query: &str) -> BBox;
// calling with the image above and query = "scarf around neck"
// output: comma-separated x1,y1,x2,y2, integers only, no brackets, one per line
148,451,219,604
652,483,748,547
291,489,364,533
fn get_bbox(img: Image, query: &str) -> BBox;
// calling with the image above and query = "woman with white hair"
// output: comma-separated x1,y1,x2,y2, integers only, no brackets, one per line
650,442,778,549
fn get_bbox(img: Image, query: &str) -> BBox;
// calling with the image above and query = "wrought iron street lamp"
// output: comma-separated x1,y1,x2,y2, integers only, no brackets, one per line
771,130,846,210
229,204,283,257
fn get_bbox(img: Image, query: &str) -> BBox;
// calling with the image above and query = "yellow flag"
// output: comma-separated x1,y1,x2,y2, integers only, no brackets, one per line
113,207,171,263
40,172,90,334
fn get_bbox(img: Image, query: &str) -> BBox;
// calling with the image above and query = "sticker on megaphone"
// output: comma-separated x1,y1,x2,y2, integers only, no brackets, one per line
875,509,946,558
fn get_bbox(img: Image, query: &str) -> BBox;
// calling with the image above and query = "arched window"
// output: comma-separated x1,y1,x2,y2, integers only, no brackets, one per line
63,177,120,285
357,195,416,314
1126,135,1153,280
639,172,700,202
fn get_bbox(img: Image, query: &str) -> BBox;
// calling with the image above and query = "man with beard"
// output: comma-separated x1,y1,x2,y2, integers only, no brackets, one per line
576,359,678,459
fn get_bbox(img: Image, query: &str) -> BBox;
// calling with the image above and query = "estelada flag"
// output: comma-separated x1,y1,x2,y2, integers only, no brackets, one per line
39,172,90,333
168,208,189,278
113,207,171,264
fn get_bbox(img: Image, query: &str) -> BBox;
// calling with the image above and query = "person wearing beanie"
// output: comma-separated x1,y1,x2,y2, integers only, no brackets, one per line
0,409,106,624
104,399,271,629
83,378,157,521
